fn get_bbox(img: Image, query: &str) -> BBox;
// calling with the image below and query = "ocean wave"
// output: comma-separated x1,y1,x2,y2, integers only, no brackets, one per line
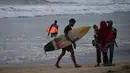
0,4,130,19
0,0,130,5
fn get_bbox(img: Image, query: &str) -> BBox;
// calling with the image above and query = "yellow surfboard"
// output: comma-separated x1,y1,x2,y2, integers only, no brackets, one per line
44,26,91,52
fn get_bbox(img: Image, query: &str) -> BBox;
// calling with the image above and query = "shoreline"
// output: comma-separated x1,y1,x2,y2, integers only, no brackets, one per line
1,11,130,26
1,11,130,19
0,61,130,73
1,47,130,67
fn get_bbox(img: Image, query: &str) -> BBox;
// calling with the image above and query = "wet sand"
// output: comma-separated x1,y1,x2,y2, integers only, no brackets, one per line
0,61,130,73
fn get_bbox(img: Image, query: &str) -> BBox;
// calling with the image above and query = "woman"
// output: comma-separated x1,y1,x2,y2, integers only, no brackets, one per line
97,21,109,66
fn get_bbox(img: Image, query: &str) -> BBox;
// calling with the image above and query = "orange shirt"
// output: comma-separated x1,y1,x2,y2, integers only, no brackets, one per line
46,26,58,33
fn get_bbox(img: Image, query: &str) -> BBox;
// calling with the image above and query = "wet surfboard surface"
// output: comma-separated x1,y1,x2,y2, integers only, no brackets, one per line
44,26,91,52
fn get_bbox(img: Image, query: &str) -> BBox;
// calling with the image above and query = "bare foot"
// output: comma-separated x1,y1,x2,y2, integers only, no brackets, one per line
75,64,81,68
55,64,61,68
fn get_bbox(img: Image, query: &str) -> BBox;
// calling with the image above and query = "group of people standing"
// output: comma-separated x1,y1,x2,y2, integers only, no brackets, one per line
93,20,117,67
47,19,117,68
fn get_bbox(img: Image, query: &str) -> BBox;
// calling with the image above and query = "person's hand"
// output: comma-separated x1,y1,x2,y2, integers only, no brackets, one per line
71,39,77,43
74,38,79,42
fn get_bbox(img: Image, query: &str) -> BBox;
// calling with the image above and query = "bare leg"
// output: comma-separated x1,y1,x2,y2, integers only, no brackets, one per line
55,49,66,68
70,48,81,68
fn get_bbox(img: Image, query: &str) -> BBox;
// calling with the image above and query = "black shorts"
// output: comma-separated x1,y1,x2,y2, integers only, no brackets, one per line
62,45,73,52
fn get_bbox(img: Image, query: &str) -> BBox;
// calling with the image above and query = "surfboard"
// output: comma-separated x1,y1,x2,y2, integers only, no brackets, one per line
44,26,91,52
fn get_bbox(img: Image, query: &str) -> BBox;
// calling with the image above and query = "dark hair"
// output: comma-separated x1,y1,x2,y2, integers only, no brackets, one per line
107,20,113,25
93,25,97,28
69,18,76,23
54,20,57,23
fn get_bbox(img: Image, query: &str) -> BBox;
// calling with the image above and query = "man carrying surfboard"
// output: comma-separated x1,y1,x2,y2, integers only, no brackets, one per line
47,20,58,37
55,18,81,68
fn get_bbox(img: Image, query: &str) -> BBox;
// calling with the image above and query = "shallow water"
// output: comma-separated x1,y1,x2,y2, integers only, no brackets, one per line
0,12,130,65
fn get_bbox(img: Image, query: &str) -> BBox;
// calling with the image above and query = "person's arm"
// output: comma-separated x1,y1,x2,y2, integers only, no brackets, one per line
114,40,118,47
113,28,118,47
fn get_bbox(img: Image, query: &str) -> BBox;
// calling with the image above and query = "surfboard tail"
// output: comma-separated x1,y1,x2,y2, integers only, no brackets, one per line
43,46,47,56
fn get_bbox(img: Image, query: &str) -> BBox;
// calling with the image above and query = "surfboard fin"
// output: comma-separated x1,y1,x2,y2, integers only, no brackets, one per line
44,47,47,56
45,51,47,56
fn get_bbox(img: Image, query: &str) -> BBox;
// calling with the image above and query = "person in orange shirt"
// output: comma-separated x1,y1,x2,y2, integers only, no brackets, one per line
47,20,58,37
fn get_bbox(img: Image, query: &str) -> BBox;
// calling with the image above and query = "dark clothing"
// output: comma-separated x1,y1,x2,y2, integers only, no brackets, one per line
93,30,101,64
107,44,114,64
102,51,108,64
96,49,108,64
94,40,108,64
62,45,73,52
51,32,58,37
107,26,117,64
92,27,102,64
96,48,101,63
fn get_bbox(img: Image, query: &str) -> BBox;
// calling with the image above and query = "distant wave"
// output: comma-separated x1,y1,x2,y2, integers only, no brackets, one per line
0,0,130,19
0,0,130,5
0,0,49,5
0,3,130,19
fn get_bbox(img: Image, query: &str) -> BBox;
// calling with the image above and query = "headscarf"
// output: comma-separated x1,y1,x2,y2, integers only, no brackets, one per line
97,21,109,49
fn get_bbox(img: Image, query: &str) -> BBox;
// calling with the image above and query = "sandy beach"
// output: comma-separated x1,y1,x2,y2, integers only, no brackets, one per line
0,61,130,73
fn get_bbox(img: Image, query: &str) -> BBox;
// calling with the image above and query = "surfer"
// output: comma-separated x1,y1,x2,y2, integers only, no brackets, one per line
92,25,101,67
48,20,58,37
106,20,118,66
55,18,81,68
